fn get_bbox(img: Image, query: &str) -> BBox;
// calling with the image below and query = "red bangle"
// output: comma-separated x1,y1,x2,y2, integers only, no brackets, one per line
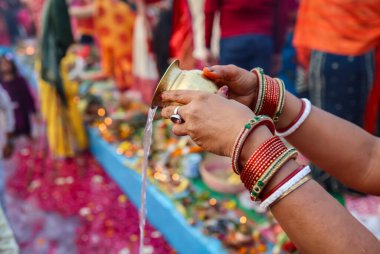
257,75,281,119
240,137,287,191
231,116,275,175
265,76,278,118
277,99,305,133
243,136,281,171
242,142,281,190
261,165,305,201
243,143,287,191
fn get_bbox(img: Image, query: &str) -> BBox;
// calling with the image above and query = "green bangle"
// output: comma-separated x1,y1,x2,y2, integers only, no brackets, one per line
250,148,298,200
273,78,285,122
252,67,265,114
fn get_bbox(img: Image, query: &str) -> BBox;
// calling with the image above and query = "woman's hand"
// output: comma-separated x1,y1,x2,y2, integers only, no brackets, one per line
161,90,255,157
203,65,259,109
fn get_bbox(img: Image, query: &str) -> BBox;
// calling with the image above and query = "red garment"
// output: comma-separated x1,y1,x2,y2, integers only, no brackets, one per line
204,0,290,53
0,15,10,45
364,48,380,134
72,0,95,36
26,0,45,35
169,0,195,69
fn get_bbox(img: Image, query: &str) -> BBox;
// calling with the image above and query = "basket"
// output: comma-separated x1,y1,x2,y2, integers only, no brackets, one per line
200,154,245,194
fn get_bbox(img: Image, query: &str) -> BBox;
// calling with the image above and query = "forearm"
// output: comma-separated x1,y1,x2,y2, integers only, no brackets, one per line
241,124,380,253
277,92,380,194
271,172,380,254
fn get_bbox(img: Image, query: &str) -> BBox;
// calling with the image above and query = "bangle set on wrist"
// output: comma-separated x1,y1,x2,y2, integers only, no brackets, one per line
230,68,313,209
251,68,285,122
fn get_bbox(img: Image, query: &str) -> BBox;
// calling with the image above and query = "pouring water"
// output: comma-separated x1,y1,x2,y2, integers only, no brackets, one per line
139,107,157,254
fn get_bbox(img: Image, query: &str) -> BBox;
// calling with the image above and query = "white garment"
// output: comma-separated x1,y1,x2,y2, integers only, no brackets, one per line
0,206,18,254
0,86,18,253
132,15,158,80
0,85,15,154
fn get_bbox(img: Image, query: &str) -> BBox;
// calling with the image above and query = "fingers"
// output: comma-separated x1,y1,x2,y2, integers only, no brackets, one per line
203,66,220,80
161,90,208,105
217,86,229,98
203,65,240,84
161,105,186,120
160,106,188,136
172,124,187,136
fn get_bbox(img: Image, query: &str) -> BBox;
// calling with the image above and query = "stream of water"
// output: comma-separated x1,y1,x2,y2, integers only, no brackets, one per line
139,107,157,254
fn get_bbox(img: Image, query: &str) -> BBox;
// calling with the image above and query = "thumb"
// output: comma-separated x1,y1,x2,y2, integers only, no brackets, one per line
203,66,224,81
217,86,229,98
203,65,240,85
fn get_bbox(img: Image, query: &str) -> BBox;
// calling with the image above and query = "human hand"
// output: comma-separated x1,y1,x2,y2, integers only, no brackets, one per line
161,90,255,157
203,65,259,110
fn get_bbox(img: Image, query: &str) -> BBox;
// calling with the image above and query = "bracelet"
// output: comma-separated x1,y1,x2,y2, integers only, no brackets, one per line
242,138,285,182
242,143,286,191
251,68,285,122
273,78,285,122
252,68,265,114
271,174,312,208
261,75,277,118
276,99,305,133
241,137,287,191
231,115,275,175
276,98,311,138
259,166,311,209
260,165,304,201
250,148,298,201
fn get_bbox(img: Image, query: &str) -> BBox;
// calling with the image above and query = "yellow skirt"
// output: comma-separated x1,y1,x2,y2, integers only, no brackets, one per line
38,55,87,158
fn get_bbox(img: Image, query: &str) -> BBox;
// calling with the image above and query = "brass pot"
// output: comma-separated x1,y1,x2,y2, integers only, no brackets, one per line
151,60,218,107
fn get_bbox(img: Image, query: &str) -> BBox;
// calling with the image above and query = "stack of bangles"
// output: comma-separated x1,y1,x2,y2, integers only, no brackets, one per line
231,69,313,210
251,67,285,122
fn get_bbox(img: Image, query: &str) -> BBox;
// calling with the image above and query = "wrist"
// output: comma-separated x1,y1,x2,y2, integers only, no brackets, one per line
275,92,303,130
260,159,299,197
240,126,273,166
248,71,259,111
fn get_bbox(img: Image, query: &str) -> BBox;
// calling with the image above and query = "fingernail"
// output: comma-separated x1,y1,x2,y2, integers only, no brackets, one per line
203,66,214,72
221,86,228,96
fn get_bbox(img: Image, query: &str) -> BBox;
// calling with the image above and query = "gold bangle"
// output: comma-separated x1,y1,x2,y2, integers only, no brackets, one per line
273,78,285,122
250,148,298,200
270,174,312,208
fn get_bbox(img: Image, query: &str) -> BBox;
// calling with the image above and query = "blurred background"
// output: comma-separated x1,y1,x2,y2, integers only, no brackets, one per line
0,0,379,253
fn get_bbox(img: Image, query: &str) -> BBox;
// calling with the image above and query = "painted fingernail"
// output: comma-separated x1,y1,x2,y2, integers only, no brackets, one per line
203,66,214,72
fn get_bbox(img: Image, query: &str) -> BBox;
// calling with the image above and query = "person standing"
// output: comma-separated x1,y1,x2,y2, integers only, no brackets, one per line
204,0,290,74
0,54,36,138
294,0,380,128
293,0,380,192
0,85,19,254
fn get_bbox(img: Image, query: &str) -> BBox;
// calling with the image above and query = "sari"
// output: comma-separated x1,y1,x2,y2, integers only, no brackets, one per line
94,0,135,91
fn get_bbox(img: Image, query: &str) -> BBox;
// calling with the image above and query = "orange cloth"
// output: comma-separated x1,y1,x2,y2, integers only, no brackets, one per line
94,0,135,91
294,0,380,67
